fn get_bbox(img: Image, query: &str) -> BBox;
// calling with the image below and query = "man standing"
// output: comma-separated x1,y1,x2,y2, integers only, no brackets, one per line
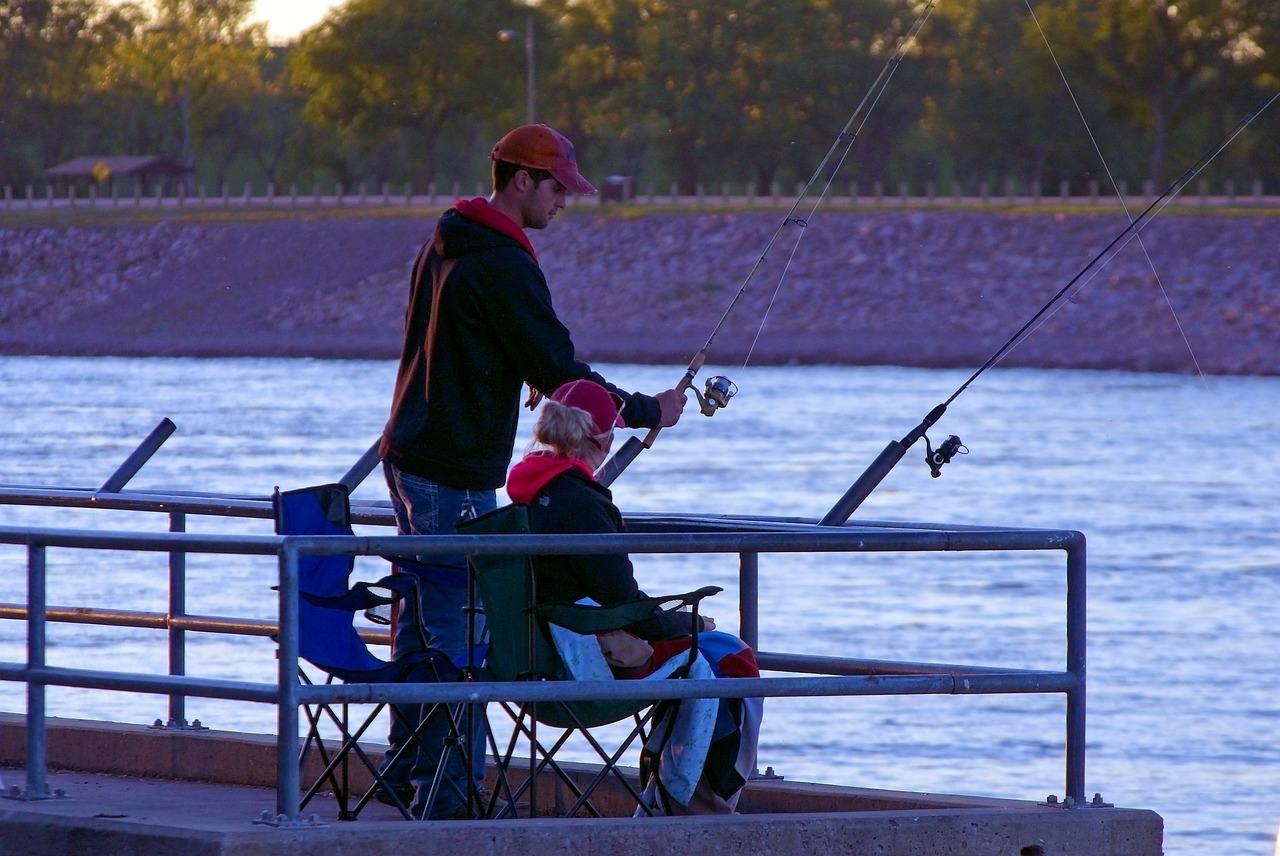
378,123,686,818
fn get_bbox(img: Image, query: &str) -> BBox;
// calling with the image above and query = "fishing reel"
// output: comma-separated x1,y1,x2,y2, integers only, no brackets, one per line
692,375,737,417
924,433,967,478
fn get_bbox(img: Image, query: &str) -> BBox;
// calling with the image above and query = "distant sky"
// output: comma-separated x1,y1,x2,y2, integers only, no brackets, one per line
251,0,345,43
109,1,345,44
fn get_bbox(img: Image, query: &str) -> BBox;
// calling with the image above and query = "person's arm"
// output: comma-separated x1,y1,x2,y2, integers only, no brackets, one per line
486,253,681,428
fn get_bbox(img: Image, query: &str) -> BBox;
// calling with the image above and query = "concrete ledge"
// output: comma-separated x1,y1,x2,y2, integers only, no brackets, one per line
0,714,1164,856
0,713,1034,814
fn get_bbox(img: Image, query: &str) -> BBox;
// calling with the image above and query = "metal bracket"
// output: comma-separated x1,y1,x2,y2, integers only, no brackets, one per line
150,718,210,732
4,784,69,802
1042,793,1113,809
752,765,785,781
253,810,328,828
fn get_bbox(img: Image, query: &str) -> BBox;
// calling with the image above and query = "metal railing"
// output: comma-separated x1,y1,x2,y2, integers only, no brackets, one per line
0,418,1089,822
0,489,1087,822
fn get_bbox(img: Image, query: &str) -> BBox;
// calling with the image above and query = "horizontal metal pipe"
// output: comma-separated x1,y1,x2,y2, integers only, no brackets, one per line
756,651,1066,677
0,522,1082,559
0,525,280,554
0,602,389,645
12,665,279,703
3,604,1065,683
304,528,1082,558
0,484,1083,544
0,664,1073,710
0,486,280,519
300,671,1079,706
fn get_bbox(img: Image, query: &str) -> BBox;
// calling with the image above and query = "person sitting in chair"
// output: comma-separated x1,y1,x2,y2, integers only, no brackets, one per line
505,379,763,815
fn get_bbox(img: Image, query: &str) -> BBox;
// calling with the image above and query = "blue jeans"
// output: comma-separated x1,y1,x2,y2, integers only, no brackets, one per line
382,462,496,817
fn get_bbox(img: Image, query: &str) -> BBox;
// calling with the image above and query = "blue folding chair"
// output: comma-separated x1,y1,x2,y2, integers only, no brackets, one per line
273,483,476,820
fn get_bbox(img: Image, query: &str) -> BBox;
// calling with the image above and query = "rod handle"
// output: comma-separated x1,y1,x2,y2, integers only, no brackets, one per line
819,440,907,525
597,348,708,487
595,435,645,488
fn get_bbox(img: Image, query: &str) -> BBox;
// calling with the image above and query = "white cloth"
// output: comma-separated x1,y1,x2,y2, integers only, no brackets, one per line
547,622,717,807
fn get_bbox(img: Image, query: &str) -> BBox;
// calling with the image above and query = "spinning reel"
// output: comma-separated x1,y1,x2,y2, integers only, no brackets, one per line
691,375,737,417
924,433,967,478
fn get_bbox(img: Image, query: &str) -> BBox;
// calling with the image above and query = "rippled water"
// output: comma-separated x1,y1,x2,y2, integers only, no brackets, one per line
2,356,1278,854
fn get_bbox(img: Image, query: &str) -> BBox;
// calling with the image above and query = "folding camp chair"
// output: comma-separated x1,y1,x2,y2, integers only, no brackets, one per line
458,503,720,818
273,483,478,820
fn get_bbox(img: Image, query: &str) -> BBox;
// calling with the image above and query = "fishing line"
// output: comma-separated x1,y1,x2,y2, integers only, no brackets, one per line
1022,0,1206,383
711,2,938,365
742,8,932,368
820,87,1280,526
943,92,1277,410
596,0,940,487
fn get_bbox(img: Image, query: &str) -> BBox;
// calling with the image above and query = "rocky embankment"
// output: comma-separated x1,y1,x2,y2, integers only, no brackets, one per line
1,209,1276,374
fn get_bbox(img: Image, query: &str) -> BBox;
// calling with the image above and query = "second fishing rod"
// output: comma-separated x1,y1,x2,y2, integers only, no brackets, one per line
595,1,939,488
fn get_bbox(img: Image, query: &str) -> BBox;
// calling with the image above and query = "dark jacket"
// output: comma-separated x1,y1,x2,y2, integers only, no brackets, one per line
380,200,661,489
507,454,693,640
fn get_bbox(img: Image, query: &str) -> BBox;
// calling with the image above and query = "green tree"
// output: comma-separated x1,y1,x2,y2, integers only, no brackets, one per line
553,0,913,194
1030,0,1271,186
236,46,312,189
107,0,267,176
0,0,139,182
290,0,531,186
916,0,1092,192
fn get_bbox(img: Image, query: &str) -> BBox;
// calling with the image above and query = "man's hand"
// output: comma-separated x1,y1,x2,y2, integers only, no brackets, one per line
654,387,688,427
525,385,544,410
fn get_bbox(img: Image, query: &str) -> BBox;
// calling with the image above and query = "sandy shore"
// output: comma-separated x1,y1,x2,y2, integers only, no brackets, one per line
1,208,1277,375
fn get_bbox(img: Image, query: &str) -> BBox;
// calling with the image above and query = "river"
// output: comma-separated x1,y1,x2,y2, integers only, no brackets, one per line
1,355,1277,854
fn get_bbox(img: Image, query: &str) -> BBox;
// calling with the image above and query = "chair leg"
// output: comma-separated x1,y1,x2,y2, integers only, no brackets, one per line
371,700,482,820
493,702,663,819
297,673,353,816
309,700,414,820
483,707,521,819
299,702,346,813
558,707,660,818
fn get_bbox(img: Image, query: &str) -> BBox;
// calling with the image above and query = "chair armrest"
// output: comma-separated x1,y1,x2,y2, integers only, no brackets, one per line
650,585,722,613
533,585,721,636
534,597,661,635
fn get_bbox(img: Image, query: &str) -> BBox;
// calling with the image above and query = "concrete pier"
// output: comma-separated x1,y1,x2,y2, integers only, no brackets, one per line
0,714,1162,856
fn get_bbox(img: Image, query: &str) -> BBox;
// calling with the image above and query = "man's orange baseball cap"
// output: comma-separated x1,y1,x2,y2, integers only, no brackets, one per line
491,124,597,195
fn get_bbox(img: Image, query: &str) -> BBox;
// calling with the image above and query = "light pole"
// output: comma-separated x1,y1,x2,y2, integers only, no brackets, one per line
497,13,535,124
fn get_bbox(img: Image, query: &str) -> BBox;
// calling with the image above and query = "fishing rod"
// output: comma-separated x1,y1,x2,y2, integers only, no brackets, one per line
596,1,939,488
819,90,1280,526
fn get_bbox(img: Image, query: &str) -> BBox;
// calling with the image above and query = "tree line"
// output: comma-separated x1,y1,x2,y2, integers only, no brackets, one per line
2,0,1278,196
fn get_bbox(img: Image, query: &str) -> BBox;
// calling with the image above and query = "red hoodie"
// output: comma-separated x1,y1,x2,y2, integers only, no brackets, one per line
453,196,538,262
506,452,596,504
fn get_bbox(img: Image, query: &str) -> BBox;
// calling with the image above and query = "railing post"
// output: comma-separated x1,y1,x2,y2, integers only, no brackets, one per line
276,544,302,821
24,542,50,799
739,551,759,650
167,511,188,727
1065,537,1086,804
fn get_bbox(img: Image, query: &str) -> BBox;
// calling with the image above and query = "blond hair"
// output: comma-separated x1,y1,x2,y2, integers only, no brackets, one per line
530,399,605,459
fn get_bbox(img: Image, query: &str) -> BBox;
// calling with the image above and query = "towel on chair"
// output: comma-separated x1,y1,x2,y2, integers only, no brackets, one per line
547,623,718,807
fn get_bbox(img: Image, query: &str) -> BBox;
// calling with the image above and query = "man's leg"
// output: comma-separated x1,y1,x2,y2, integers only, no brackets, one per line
382,462,494,817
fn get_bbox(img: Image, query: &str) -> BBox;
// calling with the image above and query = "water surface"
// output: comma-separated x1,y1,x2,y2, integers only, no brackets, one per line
1,356,1277,853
